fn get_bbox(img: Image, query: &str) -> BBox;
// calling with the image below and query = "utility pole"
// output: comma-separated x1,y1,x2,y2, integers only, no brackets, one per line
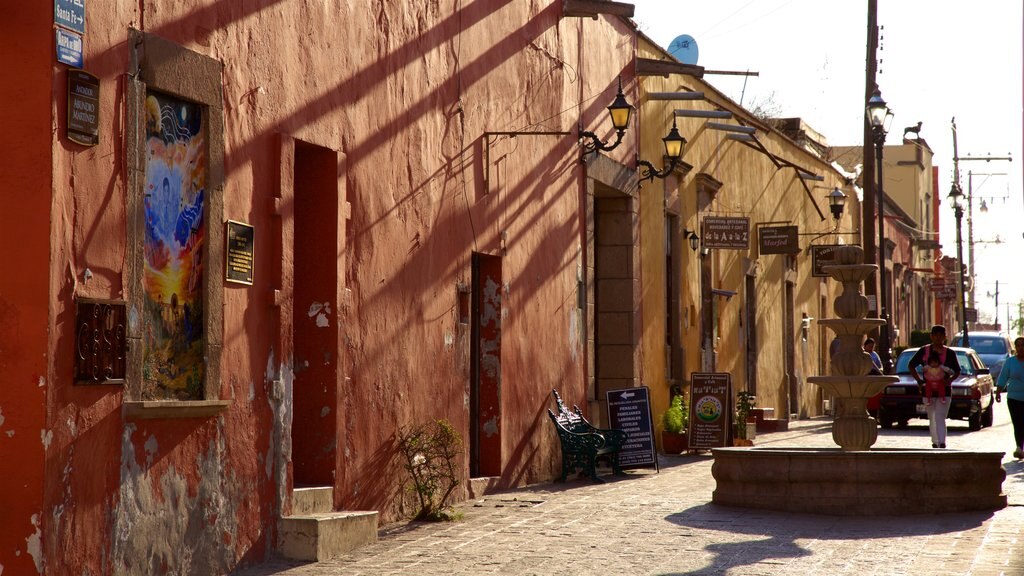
862,0,878,308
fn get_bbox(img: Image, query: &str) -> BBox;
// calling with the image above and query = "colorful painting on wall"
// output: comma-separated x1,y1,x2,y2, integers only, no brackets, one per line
142,91,206,400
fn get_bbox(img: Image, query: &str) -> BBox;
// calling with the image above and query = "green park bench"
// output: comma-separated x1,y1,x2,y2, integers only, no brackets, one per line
547,389,627,482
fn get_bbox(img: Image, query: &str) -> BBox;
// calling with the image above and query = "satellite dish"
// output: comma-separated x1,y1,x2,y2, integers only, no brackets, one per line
668,34,699,65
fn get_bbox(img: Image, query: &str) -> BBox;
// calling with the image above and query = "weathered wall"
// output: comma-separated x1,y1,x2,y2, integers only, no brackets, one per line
15,2,635,574
0,6,53,575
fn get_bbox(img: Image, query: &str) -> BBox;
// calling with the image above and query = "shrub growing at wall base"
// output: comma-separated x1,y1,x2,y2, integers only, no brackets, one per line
397,419,464,521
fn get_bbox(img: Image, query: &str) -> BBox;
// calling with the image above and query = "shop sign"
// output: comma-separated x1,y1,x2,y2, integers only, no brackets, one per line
758,225,799,255
67,69,98,145
606,386,657,470
702,216,749,249
687,372,731,450
810,244,843,277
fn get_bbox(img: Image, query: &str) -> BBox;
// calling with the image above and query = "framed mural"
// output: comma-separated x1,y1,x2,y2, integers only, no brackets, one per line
142,91,206,400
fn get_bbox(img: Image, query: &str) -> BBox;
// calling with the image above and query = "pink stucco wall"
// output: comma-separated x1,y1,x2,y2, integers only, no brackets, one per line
0,2,637,573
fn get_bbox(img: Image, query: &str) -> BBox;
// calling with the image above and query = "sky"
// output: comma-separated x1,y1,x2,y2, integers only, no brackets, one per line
632,0,1023,330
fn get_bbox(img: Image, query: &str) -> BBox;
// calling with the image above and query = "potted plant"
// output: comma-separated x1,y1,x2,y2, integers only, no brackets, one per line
733,390,756,446
661,394,689,454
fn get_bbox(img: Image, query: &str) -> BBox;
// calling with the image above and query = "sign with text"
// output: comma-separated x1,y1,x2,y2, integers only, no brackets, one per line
56,28,83,67
965,307,978,323
55,0,86,34
225,220,255,285
67,69,99,146
687,373,731,449
758,225,799,255
606,386,657,470
702,216,749,249
810,244,843,278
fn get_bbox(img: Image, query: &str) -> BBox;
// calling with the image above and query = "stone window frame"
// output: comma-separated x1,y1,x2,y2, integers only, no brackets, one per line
123,29,227,419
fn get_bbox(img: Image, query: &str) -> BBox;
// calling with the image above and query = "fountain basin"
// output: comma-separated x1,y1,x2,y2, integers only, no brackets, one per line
711,447,1006,515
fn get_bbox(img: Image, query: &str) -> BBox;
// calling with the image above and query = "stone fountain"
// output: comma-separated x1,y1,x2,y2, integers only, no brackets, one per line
710,246,1007,515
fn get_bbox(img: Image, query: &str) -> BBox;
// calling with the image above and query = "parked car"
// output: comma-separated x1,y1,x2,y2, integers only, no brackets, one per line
949,331,1013,382
876,346,995,431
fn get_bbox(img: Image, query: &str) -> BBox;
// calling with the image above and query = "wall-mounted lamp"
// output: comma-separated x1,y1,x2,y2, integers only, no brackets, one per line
683,229,700,251
637,118,686,182
827,187,848,220
578,77,633,157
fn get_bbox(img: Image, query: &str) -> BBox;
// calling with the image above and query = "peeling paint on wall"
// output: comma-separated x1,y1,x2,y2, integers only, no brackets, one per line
308,302,331,328
482,416,499,437
112,421,239,575
265,347,294,526
26,514,42,574
40,430,52,449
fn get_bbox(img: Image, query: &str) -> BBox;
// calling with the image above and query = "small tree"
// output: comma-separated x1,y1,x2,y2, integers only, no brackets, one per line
397,419,463,521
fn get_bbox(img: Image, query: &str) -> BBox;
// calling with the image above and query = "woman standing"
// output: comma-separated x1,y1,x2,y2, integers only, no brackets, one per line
996,336,1024,459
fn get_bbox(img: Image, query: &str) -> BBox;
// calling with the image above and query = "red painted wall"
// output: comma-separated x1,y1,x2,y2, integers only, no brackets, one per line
4,1,636,573
0,5,54,575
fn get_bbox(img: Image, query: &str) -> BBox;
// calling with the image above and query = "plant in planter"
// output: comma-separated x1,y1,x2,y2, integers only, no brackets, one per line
661,394,689,454
733,390,756,445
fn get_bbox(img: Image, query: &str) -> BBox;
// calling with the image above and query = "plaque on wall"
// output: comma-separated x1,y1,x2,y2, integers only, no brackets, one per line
225,220,255,285
67,69,99,145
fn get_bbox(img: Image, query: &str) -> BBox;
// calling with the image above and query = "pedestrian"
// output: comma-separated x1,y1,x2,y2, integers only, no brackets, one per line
995,336,1024,459
864,337,883,375
908,325,961,448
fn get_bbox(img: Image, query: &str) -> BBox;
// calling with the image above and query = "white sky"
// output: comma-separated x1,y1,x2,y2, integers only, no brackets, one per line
632,0,1024,329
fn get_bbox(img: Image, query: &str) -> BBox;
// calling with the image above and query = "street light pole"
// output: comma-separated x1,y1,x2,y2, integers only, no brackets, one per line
950,184,970,347
867,89,894,373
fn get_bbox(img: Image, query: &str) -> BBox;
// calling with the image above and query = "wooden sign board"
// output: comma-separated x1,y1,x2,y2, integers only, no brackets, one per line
606,386,657,470
758,225,799,255
702,216,749,250
810,244,843,277
687,372,732,449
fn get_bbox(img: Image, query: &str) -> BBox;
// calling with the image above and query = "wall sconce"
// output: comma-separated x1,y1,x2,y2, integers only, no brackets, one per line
827,187,847,220
637,118,686,182
683,228,699,251
578,76,633,156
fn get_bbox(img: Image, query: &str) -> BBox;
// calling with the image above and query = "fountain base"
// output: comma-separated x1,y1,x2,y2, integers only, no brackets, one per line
711,447,1006,515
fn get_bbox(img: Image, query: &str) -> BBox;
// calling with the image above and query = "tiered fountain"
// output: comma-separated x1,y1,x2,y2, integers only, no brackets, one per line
711,246,1007,515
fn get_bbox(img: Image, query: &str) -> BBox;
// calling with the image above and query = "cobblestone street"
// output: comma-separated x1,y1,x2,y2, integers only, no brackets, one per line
237,408,1024,576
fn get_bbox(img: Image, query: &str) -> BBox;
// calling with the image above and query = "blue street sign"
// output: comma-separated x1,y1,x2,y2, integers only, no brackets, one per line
55,0,86,34
56,29,83,68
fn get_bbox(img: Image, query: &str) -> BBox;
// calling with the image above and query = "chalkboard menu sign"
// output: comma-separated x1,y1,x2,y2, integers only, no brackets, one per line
225,220,255,285
606,386,658,470
687,373,732,449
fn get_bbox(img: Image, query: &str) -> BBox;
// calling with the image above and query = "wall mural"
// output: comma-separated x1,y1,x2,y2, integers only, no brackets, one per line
143,92,205,400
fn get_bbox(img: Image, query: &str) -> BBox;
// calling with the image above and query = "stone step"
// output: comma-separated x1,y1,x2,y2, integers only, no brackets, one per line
756,418,789,432
292,486,334,515
278,511,378,562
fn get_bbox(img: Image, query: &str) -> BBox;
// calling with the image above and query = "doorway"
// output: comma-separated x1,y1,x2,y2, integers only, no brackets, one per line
470,253,502,478
291,141,339,486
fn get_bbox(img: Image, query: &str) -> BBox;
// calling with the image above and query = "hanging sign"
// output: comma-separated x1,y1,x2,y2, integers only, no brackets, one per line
225,220,255,285
606,386,657,470
702,216,749,249
758,225,799,255
67,69,99,146
810,244,843,277
687,372,732,449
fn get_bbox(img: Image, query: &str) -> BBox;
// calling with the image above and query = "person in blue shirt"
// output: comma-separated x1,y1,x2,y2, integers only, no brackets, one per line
996,336,1024,459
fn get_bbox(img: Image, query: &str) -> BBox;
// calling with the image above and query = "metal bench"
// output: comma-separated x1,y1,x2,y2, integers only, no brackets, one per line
547,389,626,482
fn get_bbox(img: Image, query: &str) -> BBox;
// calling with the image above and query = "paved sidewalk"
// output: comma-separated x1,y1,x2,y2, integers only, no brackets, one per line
236,415,1024,576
